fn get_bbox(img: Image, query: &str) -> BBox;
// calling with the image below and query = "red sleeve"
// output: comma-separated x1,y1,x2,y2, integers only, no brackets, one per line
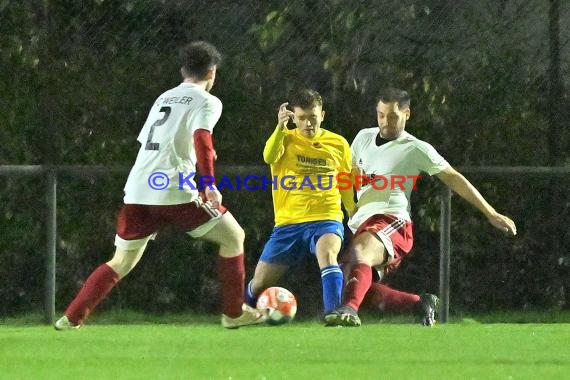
193,129,216,183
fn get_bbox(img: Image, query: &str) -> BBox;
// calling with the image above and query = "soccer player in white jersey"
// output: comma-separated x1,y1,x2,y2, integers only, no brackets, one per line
325,88,517,327
55,41,264,330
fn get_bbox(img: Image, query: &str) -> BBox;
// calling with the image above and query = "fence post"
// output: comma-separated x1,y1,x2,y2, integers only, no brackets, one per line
439,186,451,323
45,169,57,324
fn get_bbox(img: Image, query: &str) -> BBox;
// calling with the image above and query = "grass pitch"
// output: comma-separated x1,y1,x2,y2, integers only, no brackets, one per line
1,317,569,380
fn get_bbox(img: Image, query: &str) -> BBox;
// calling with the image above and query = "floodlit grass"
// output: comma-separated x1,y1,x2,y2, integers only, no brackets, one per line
1,314,569,379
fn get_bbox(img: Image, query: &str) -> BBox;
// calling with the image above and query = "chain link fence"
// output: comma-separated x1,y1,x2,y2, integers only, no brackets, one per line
1,0,568,318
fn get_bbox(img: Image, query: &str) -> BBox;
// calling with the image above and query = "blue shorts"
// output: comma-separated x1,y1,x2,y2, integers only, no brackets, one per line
259,220,344,266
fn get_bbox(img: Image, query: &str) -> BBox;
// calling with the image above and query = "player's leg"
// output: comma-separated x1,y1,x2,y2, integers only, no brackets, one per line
347,214,414,311
354,215,437,325
56,244,148,330
244,224,303,308
363,282,438,326
245,260,289,307
341,231,387,311
55,204,156,330
199,212,246,316
345,215,430,326
198,211,265,328
313,227,344,315
363,282,420,313
324,231,386,326
326,214,412,326
244,224,298,307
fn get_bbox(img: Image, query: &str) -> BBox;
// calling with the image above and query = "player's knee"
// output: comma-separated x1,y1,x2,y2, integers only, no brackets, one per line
352,246,364,259
349,245,372,265
316,248,338,267
220,223,245,253
107,248,143,278
107,259,134,279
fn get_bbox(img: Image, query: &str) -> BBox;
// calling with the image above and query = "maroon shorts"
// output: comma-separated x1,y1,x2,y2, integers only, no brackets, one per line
355,214,413,276
116,198,227,243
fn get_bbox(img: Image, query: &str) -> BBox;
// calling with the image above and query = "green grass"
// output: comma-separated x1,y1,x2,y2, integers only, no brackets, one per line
1,315,569,379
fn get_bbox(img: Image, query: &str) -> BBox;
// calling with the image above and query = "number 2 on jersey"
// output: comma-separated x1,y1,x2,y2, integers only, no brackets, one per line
145,106,171,150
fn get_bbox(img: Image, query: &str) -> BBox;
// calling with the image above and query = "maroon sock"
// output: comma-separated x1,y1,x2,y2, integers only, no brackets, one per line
65,264,119,325
343,263,373,311
218,254,245,318
363,282,420,313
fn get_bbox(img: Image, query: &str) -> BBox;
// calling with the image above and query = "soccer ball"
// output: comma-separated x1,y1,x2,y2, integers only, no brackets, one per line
256,287,297,325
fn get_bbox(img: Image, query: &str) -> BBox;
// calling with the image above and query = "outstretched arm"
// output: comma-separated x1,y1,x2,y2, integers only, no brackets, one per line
436,166,517,235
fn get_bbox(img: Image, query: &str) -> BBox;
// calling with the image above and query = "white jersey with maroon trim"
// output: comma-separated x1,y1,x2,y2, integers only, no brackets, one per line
348,128,450,231
124,82,222,205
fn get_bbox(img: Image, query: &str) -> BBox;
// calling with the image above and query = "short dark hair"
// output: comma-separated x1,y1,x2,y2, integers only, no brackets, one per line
289,89,323,109
377,88,411,110
179,41,222,80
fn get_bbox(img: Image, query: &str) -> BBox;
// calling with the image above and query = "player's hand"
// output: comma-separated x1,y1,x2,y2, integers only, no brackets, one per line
277,102,295,129
205,187,222,209
487,212,517,236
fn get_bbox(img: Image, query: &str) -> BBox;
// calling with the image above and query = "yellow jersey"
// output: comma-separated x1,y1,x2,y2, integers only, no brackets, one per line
263,126,352,226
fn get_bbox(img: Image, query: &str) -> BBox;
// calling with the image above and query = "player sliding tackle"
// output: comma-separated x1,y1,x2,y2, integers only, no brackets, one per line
245,89,356,321
326,88,517,327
